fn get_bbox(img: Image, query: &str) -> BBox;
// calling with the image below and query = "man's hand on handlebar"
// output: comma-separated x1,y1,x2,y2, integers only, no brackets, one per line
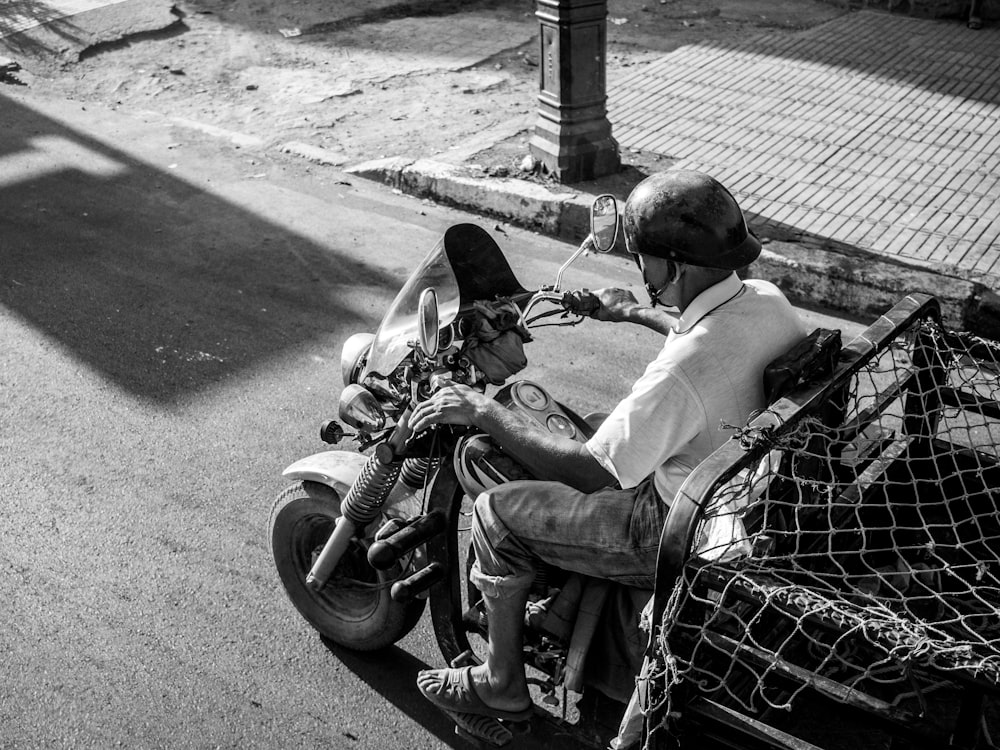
409,384,496,435
562,287,641,323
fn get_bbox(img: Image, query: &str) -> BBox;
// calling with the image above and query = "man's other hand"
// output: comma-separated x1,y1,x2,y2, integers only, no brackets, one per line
590,288,641,322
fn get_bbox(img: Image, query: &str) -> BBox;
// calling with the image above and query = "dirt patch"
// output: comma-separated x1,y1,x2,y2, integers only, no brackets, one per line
5,0,851,183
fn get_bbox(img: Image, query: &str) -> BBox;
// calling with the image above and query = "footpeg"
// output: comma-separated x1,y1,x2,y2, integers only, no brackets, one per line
390,562,445,602
450,649,481,669
367,511,447,570
447,710,513,747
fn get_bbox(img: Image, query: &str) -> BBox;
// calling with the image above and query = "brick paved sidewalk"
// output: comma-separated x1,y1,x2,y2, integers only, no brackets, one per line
0,0,131,37
610,11,1000,285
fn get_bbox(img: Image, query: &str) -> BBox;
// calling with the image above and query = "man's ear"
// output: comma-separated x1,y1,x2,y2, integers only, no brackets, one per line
670,262,685,285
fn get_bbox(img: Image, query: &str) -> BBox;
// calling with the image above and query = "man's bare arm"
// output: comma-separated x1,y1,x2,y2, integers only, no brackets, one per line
474,403,614,493
589,288,676,335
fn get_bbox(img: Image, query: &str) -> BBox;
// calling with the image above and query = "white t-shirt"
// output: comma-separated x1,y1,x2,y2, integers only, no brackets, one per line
585,273,807,503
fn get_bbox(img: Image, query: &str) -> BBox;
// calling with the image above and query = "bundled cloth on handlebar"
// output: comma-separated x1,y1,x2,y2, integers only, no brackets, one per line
463,298,532,385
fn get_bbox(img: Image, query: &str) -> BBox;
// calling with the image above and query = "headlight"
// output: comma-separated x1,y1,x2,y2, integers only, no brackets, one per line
341,333,374,386
338,384,386,431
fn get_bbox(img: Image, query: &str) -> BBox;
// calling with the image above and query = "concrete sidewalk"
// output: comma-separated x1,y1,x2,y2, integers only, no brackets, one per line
0,0,134,37
348,9,1000,335
0,0,176,63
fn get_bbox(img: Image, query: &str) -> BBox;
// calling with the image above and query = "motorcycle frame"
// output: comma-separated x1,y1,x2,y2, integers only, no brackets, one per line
421,459,472,664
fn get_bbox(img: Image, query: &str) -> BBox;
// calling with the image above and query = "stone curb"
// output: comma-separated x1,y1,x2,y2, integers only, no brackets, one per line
347,157,1000,338
348,157,589,238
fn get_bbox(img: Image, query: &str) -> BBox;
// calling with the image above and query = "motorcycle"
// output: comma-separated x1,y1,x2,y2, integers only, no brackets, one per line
267,195,636,747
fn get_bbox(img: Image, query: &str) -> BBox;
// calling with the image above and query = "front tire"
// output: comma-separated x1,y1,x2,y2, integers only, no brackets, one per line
268,480,425,651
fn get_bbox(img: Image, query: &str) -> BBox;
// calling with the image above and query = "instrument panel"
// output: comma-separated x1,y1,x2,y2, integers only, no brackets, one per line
495,380,590,443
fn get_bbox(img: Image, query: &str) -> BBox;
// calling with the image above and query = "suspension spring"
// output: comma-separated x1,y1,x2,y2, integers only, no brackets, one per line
340,445,403,527
400,456,442,490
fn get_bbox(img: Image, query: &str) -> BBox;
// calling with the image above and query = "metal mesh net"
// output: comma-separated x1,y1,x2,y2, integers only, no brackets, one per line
647,303,1000,746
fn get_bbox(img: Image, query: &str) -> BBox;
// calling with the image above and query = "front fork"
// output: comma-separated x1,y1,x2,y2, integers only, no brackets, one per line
306,410,413,590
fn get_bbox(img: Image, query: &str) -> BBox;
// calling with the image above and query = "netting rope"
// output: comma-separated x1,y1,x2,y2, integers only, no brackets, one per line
645,313,1000,745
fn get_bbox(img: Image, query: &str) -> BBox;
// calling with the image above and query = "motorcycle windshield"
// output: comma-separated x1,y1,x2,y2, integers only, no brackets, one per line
363,224,527,379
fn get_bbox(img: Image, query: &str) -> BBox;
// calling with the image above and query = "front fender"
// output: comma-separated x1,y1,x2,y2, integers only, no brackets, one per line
282,450,368,498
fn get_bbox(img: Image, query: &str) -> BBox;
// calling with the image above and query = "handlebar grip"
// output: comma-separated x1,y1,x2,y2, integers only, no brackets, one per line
562,290,601,317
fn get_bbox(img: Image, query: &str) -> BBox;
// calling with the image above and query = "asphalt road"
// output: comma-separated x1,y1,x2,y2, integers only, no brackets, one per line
0,86,867,749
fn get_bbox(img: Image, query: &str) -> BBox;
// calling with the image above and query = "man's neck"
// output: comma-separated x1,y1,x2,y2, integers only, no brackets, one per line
675,267,733,311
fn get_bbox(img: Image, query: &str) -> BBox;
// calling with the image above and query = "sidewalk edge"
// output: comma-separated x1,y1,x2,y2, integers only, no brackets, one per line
346,158,1000,337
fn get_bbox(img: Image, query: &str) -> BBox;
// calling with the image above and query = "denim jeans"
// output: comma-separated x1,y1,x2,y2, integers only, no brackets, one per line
469,477,667,600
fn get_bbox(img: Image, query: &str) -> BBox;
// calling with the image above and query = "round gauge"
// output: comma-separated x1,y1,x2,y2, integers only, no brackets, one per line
515,382,550,410
438,324,454,351
546,413,577,439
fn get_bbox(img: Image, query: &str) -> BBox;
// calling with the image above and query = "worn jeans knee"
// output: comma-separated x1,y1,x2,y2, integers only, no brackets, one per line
469,489,536,600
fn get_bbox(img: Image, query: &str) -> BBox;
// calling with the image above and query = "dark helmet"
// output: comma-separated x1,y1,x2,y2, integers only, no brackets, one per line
622,170,761,270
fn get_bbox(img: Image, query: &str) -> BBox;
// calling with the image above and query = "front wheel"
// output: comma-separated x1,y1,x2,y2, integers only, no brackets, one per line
268,480,425,651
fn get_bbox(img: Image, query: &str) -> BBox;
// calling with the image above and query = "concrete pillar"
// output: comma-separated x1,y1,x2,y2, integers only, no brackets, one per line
530,0,620,184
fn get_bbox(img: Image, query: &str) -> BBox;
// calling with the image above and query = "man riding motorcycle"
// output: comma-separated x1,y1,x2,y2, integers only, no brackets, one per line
407,170,808,733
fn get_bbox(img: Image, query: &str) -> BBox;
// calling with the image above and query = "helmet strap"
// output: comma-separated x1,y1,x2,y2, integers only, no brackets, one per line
645,261,682,308
646,281,667,307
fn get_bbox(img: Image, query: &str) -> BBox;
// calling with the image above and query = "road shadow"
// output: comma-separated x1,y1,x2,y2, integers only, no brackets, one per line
321,638,471,749
0,91,397,403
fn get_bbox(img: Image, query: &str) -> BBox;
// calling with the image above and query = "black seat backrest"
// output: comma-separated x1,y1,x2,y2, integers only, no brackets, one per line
763,328,842,404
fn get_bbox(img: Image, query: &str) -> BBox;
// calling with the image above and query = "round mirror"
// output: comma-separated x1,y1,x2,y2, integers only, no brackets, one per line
590,194,619,253
417,287,440,358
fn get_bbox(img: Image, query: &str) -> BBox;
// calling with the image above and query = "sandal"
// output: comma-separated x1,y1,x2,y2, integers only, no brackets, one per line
416,666,533,722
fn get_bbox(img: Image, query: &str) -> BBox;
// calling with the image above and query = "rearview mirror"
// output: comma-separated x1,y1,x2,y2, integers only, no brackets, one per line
590,194,618,253
417,287,440,358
